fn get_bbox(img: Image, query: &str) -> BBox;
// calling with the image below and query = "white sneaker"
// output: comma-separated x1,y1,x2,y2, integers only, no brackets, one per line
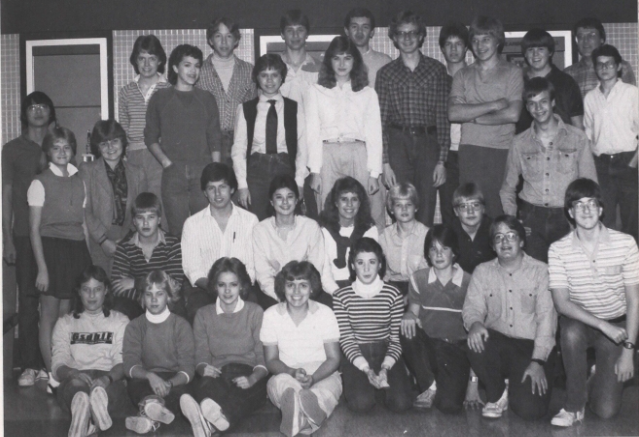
36,369,49,381
413,386,437,409
201,397,230,431
144,400,175,425
551,408,585,427
125,416,160,434
180,394,211,437
18,369,37,387
89,386,112,430
68,392,91,437
482,387,508,418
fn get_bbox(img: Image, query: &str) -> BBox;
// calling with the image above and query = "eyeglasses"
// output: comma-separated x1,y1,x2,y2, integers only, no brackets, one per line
575,31,600,42
455,201,483,212
27,104,48,112
595,61,617,70
98,139,122,149
572,199,599,212
396,30,420,40
493,232,519,244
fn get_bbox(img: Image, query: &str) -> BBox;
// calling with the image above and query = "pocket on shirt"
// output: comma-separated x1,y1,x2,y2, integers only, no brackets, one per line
522,152,543,181
520,289,537,314
604,265,622,276
557,149,578,175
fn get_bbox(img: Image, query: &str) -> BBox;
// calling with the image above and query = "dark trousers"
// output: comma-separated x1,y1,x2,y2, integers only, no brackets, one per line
341,341,414,413
161,162,210,238
519,200,571,263
466,329,556,421
58,369,122,412
193,363,267,429
14,235,43,370
559,316,626,419
246,153,294,221
401,328,470,414
594,152,638,241
387,128,439,227
127,371,191,417
438,150,460,226
220,130,234,168
459,144,508,219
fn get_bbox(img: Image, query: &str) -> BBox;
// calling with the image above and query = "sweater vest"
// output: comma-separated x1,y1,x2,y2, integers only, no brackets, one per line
243,97,297,170
35,168,85,240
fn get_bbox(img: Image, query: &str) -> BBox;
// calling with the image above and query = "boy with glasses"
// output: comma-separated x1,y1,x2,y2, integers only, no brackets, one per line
548,178,638,426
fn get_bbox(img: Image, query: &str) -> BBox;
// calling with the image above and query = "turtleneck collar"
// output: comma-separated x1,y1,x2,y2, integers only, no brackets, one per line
145,307,171,323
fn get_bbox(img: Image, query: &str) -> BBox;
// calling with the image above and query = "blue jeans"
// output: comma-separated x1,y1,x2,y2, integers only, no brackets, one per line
161,162,209,237
519,200,570,263
459,144,508,219
127,371,191,417
58,369,123,412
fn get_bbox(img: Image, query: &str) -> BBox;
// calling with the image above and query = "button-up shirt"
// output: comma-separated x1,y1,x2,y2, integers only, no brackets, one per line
462,254,557,360
564,57,636,97
376,54,451,163
584,79,639,156
501,116,598,214
305,82,383,177
379,221,429,282
279,52,321,106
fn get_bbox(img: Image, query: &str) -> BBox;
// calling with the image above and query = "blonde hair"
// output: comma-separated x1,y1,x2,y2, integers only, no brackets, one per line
138,269,181,310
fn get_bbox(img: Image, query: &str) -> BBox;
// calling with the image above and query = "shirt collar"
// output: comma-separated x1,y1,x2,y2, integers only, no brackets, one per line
48,162,78,176
275,299,320,315
134,73,167,83
427,263,464,287
145,307,171,323
390,222,422,238
129,229,167,247
216,297,245,314
571,222,610,249
259,93,284,103
530,115,567,142
207,203,239,219
280,52,317,68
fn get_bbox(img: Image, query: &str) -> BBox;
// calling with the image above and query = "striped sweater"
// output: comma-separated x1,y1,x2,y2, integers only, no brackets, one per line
332,279,404,365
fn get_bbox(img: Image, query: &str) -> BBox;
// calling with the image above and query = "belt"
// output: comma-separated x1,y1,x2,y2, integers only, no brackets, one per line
322,137,362,143
390,124,436,136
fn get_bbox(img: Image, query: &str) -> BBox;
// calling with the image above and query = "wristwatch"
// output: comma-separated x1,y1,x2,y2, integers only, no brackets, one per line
623,341,636,350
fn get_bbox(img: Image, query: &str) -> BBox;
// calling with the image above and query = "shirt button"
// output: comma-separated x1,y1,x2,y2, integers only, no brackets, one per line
510,324,513,327
545,203,549,206
545,189,549,192
509,289,512,293
547,157,550,161
549,142,553,145
510,307,513,310
545,173,549,176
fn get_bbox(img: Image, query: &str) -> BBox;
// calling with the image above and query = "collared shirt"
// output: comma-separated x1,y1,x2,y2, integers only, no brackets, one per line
451,216,495,274
549,225,639,320
378,221,429,282
182,204,259,286
376,54,451,163
215,297,245,315
103,159,128,226
27,163,80,206
564,57,636,97
279,52,322,106
232,93,308,188
260,300,339,374
584,80,639,156
306,82,383,177
197,54,257,132
408,264,471,341
501,116,598,214
119,74,170,150
462,254,557,360
361,48,392,89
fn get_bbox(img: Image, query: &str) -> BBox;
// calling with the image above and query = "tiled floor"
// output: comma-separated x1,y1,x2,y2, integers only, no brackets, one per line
4,377,639,437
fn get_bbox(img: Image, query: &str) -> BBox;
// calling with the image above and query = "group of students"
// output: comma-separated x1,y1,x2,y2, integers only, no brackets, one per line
2,5,638,437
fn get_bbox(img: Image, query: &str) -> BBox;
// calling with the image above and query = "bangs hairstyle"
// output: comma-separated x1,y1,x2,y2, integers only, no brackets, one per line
207,17,242,45
439,21,470,49
344,7,376,29
90,119,128,156
524,76,556,103
138,269,181,311
348,237,386,281
42,126,77,159
207,257,252,300
320,176,374,234
424,225,460,265
200,162,238,191
490,215,527,247
521,29,555,56
318,36,368,91
21,91,56,128
274,261,323,302
452,182,485,207
73,265,113,318
386,182,419,211
592,44,622,68
129,35,167,74
267,174,303,216
574,17,605,42
564,178,602,226
167,44,203,85
280,9,310,33
132,192,163,216
469,16,506,54
253,54,288,84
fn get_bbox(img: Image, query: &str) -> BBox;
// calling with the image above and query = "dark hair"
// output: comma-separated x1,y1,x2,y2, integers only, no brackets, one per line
452,182,485,207
253,54,288,84
318,36,368,91
469,16,506,54
592,44,622,70
138,269,181,311
207,257,252,300
424,225,460,266
564,178,602,226
42,126,77,159
206,17,242,45
167,44,203,85
73,265,113,318
389,11,426,48
200,162,238,192
320,177,374,235
274,261,323,302
280,9,310,34
439,21,470,49
524,76,556,103
490,215,527,248
267,174,303,216
129,35,167,75
348,237,386,281
521,28,555,57
21,91,56,128
573,17,606,42
344,8,376,29
90,119,128,157
132,192,163,216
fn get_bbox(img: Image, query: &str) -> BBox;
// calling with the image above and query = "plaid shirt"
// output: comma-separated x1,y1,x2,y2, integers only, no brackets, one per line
196,54,257,131
376,54,451,163
564,58,636,97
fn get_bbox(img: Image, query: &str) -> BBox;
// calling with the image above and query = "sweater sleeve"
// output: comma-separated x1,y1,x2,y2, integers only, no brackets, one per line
144,91,163,147
205,93,222,153
80,165,109,242
307,221,325,278
119,86,131,135
110,314,129,366
51,316,72,378
253,223,278,301
175,316,196,381
123,319,144,377
166,238,184,290
364,88,383,178
193,308,214,370
384,287,404,368
111,243,132,280
333,290,364,364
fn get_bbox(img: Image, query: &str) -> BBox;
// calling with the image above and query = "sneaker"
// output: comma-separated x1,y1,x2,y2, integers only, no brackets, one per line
18,369,37,387
299,389,326,426
69,392,91,437
144,400,175,425
89,386,112,430
48,372,60,387
279,387,300,437
413,386,437,409
201,398,230,431
86,422,97,436
181,394,211,437
125,416,160,434
482,387,508,419
551,408,585,427
36,369,49,382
